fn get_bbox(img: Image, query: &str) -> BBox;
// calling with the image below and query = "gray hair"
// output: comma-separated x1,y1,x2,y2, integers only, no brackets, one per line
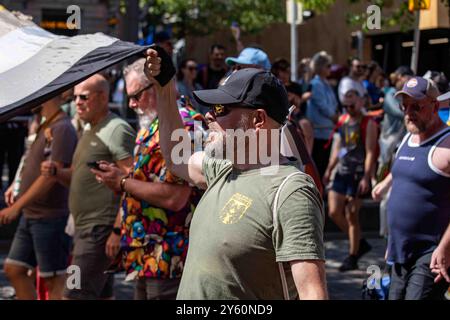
123,58,151,86
310,51,332,75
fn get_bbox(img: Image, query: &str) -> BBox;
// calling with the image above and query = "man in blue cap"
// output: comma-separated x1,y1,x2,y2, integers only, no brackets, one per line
143,48,327,300
372,76,450,299
225,47,271,71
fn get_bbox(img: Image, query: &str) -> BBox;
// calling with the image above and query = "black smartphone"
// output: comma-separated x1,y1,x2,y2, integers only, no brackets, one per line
86,161,103,171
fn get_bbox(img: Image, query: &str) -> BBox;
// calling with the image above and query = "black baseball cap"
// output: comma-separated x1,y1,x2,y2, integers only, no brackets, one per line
193,68,290,124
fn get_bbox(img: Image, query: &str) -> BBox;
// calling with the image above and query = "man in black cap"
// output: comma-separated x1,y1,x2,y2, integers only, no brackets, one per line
144,48,327,299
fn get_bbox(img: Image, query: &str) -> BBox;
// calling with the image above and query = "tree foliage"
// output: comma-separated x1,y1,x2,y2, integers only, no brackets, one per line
136,0,450,38
139,0,286,37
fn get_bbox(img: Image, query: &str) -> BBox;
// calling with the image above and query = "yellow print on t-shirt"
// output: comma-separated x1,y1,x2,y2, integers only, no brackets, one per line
220,193,253,224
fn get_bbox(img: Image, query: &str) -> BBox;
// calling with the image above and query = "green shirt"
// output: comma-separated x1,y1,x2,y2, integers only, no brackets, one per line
177,156,325,300
69,113,135,230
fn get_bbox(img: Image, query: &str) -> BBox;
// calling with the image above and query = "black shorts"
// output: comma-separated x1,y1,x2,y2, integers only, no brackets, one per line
63,225,114,300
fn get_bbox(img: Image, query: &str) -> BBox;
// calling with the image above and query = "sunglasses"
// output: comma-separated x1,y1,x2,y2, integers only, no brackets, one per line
128,83,153,102
74,93,95,101
187,66,197,71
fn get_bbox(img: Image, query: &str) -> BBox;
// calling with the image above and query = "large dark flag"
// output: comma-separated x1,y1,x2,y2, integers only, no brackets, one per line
0,7,148,122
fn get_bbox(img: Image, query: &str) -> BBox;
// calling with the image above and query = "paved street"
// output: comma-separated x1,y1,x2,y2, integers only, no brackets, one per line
0,235,386,300
324,235,386,299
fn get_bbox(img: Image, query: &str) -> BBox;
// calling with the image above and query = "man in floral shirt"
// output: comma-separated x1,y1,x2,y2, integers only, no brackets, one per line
92,58,204,299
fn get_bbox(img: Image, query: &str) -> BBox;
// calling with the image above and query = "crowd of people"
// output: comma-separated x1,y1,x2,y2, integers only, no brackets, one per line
0,30,449,300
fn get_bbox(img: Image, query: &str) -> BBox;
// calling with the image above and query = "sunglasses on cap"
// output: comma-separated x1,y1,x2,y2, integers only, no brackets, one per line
128,83,154,102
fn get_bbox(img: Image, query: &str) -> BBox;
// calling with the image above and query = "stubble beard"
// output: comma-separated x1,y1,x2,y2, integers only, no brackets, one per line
204,114,252,161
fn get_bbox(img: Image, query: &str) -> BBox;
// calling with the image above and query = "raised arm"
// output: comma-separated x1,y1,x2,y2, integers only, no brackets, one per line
144,49,207,188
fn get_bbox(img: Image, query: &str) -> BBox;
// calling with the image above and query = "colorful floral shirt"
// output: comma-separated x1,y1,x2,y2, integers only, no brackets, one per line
121,97,205,281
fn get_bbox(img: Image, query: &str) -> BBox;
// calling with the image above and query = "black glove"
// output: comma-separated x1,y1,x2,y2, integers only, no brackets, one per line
149,44,176,87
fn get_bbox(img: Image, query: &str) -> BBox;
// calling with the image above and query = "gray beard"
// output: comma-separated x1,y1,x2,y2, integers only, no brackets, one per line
138,110,157,129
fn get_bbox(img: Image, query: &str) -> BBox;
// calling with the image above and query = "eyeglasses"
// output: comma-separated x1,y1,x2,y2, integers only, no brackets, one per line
128,83,153,102
74,91,101,102
187,66,197,71
74,94,90,101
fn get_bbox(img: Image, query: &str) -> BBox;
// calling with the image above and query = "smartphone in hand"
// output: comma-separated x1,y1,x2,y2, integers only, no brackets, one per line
86,161,104,171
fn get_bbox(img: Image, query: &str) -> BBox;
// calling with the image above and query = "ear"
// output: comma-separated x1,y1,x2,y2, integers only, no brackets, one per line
253,109,267,130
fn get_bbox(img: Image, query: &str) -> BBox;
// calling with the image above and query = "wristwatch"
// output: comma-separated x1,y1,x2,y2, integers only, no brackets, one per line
112,227,121,236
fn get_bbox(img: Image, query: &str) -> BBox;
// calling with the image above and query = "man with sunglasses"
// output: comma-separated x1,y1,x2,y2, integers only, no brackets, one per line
372,76,450,299
90,58,205,300
323,86,377,272
144,49,327,300
41,74,136,300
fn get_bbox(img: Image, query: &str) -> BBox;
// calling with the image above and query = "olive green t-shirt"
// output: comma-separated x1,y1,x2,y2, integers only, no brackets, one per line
177,156,325,300
69,113,135,230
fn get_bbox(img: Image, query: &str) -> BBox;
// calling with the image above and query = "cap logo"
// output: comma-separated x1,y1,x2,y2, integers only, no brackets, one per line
407,78,418,88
